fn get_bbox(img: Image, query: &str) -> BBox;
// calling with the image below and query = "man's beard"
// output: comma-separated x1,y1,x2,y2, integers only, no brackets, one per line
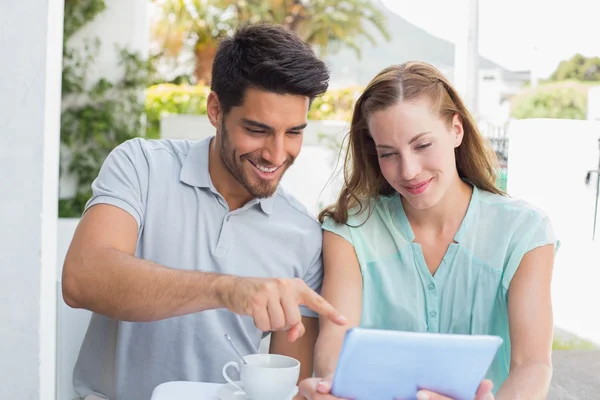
219,122,294,198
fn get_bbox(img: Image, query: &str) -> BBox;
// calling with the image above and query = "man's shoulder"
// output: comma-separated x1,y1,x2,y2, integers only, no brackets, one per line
115,137,197,160
273,187,321,232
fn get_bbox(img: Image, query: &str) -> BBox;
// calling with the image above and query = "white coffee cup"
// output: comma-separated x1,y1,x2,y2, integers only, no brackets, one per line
222,353,300,400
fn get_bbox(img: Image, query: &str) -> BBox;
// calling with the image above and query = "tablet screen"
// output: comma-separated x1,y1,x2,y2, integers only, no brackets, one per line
331,328,503,400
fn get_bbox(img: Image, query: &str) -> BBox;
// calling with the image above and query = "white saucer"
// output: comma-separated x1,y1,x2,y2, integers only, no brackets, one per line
217,382,298,400
217,382,248,400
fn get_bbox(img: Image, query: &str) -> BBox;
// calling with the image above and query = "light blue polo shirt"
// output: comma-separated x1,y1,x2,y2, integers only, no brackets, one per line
322,184,558,392
72,136,324,400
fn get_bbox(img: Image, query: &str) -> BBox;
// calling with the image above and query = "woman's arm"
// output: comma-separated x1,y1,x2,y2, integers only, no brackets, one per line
496,244,555,399
313,230,364,377
298,230,364,399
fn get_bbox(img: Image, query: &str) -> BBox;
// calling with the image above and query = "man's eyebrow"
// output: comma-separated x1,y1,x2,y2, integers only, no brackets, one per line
241,118,274,131
241,118,307,131
289,123,307,131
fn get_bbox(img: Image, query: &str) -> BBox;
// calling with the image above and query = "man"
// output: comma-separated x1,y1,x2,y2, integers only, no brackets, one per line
62,23,346,400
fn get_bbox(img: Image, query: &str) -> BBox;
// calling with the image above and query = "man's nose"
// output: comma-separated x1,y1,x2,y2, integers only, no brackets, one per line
261,136,286,166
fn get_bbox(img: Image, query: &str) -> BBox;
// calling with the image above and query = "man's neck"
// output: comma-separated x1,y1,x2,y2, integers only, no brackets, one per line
208,138,253,211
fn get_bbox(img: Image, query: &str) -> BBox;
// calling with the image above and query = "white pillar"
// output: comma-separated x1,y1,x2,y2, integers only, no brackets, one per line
0,0,64,399
454,0,480,117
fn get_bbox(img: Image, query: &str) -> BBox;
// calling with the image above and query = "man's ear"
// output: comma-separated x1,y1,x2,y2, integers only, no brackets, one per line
207,91,222,129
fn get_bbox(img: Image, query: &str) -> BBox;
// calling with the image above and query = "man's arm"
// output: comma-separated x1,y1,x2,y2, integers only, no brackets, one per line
62,204,347,332
269,316,320,381
62,204,233,321
495,244,555,399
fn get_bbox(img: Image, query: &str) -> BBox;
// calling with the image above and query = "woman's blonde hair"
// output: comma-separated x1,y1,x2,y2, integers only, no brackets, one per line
318,61,505,225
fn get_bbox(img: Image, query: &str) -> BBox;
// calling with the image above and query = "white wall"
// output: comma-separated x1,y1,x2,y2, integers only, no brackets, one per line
589,86,600,122
59,0,150,199
507,118,600,344
0,0,64,399
507,119,600,243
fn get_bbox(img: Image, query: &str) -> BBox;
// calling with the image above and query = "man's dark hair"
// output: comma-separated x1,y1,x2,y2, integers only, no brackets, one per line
211,23,330,114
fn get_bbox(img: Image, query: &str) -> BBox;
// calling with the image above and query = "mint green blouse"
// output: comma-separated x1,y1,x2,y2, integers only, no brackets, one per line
322,184,558,392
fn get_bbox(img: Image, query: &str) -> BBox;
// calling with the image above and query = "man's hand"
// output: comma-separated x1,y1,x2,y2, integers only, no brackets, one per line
221,277,347,342
415,379,494,400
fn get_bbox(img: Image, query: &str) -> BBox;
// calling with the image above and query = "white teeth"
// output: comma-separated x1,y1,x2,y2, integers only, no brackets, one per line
256,164,277,173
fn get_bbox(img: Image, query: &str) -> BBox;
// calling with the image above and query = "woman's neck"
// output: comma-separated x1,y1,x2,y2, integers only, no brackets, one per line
403,175,473,236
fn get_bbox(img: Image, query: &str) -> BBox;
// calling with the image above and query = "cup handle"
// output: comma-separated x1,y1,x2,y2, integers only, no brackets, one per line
222,361,244,393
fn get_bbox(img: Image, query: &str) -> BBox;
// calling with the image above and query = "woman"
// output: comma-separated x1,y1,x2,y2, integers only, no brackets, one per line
299,62,557,400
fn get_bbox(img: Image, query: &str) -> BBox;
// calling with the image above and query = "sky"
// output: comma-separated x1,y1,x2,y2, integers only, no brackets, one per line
382,0,600,78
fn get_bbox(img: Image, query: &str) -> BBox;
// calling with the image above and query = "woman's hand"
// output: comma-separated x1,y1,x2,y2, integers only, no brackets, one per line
298,374,349,400
414,379,494,400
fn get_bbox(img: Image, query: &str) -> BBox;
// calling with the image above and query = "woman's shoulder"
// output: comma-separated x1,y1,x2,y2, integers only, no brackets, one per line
474,189,559,290
477,188,549,222
321,195,399,239
474,188,557,254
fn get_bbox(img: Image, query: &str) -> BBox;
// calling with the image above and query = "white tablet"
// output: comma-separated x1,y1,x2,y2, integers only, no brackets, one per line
331,328,503,400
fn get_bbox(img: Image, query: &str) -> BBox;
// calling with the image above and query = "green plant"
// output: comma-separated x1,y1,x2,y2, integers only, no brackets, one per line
151,0,390,83
510,81,589,120
63,0,107,40
145,83,211,139
496,168,507,192
308,86,363,121
60,0,154,217
549,53,600,82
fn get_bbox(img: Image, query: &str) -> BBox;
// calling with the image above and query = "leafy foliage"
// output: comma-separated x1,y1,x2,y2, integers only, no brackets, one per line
151,0,390,82
549,53,600,82
60,0,154,217
510,81,589,120
145,83,211,139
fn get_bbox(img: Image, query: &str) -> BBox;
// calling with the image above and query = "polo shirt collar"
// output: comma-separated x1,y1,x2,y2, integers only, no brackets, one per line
180,136,275,215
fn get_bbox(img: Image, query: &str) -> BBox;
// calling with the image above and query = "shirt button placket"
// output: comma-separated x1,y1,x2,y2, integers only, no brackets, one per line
215,214,231,257
426,280,439,332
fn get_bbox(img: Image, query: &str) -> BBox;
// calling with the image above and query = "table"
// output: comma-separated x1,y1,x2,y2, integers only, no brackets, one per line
151,381,221,400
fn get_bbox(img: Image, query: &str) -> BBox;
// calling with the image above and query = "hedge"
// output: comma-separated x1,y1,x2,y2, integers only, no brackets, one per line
510,81,590,120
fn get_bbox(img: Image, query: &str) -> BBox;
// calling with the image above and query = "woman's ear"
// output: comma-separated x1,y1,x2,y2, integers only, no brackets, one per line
452,114,464,148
